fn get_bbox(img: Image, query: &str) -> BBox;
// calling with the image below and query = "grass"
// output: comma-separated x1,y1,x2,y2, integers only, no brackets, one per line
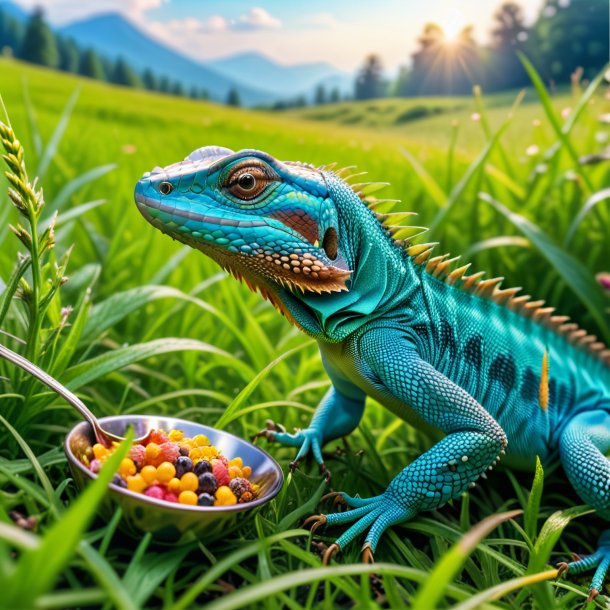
0,55,609,609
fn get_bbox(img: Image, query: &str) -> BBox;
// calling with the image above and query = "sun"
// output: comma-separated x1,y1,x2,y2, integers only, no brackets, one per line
438,9,467,44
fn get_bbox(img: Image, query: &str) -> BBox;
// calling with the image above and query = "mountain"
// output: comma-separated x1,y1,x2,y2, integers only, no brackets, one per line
59,13,274,105
0,0,28,21
207,52,352,100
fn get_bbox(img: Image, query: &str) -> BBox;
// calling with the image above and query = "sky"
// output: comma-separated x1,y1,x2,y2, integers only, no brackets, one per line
11,0,547,71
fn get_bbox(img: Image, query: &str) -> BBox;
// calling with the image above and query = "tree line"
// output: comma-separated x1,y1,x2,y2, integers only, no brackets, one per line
352,0,608,100
0,7,245,106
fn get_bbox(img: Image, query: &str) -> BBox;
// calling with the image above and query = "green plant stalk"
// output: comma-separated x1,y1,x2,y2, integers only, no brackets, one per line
24,202,42,362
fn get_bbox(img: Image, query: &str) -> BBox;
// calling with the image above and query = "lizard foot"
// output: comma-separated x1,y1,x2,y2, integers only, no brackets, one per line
306,491,414,560
303,514,327,536
259,425,326,471
557,530,610,602
322,543,340,566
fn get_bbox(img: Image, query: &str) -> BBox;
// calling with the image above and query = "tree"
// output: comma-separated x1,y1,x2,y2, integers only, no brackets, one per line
533,0,609,82
142,68,157,91
158,75,171,93
171,81,184,96
57,37,79,73
111,57,141,87
78,49,106,80
488,2,529,90
0,8,23,55
226,87,241,107
354,54,386,100
329,87,340,103
314,84,327,105
19,7,58,68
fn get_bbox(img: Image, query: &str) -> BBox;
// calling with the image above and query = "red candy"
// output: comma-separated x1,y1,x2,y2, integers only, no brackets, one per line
212,460,231,486
158,442,180,464
148,429,169,445
128,444,146,468
164,492,179,503
144,485,165,500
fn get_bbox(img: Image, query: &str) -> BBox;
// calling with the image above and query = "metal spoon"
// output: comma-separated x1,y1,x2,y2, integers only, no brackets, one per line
0,343,152,447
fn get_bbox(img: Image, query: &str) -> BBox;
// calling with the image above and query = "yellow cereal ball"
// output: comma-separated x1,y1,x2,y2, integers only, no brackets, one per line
193,434,209,447
167,477,181,494
168,429,184,442
119,458,136,477
145,442,160,463
140,465,158,484
127,474,146,493
242,466,252,479
178,490,198,505
189,448,203,461
180,472,199,492
214,486,237,506
157,461,176,483
92,443,109,460
228,457,243,468
228,465,242,479
201,446,218,459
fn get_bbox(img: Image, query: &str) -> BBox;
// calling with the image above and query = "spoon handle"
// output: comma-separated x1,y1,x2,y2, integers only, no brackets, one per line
0,343,106,442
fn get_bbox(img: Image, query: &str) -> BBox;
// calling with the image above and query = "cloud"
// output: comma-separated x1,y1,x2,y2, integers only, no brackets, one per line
149,7,281,40
232,7,281,31
298,12,338,29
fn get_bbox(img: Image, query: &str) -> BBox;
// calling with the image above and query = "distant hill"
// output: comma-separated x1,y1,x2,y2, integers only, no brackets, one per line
4,2,352,106
59,13,274,105
207,52,353,100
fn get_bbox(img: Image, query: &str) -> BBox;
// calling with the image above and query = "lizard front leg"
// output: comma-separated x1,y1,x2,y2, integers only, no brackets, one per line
308,328,507,562
255,364,366,475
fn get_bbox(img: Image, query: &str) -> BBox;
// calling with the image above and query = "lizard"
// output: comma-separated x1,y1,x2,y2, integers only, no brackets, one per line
134,146,610,601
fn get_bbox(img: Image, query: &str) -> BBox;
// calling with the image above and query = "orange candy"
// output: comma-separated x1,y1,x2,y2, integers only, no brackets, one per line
180,472,199,492
178,490,198,505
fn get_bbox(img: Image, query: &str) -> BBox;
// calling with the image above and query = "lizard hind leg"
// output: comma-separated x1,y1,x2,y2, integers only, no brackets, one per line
558,410,610,601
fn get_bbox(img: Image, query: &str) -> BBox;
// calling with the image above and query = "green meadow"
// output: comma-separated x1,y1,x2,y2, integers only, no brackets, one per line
0,56,609,609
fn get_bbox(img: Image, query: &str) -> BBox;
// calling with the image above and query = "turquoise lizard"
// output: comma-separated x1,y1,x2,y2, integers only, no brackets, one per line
135,146,610,600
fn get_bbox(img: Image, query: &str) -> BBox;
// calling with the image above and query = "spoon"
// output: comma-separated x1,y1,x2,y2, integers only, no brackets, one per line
0,343,152,447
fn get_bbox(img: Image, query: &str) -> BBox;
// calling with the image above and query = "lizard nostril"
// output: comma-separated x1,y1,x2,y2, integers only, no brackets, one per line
322,227,338,260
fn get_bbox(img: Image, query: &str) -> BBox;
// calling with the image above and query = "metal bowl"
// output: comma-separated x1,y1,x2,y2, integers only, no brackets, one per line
65,414,284,544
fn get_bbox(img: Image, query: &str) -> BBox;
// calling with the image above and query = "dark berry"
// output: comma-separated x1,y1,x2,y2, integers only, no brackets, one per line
197,493,214,507
229,477,250,497
175,456,193,477
198,472,217,494
194,459,212,476
179,445,190,456
111,474,127,488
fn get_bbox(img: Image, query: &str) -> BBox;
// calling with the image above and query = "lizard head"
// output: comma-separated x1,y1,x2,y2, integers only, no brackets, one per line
134,147,352,300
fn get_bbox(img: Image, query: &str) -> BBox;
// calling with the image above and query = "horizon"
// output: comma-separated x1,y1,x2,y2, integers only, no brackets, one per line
6,0,547,72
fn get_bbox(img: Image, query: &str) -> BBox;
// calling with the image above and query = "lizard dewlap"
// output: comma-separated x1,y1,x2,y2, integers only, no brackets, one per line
82,429,259,507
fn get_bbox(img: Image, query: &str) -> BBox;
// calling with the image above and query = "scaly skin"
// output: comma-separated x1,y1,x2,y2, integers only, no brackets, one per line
135,147,610,598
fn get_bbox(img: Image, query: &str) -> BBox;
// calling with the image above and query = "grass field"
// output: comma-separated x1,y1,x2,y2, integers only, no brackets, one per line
0,56,609,609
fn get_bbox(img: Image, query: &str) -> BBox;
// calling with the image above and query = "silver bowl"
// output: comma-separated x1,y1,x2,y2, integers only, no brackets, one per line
65,414,284,544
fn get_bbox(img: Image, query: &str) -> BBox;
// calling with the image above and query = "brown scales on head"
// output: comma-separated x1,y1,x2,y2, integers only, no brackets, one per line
326,161,610,368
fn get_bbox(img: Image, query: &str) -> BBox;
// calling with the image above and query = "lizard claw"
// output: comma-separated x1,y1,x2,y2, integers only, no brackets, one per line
556,562,569,578
289,459,300,473
322,543,341,565
303,514,327,536
251,419,285,443
320,463,332,483
321,491,346,508
361,543,375,564
587,587,599,603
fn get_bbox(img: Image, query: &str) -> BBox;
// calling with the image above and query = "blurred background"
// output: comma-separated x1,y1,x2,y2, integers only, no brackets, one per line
0,0,608,106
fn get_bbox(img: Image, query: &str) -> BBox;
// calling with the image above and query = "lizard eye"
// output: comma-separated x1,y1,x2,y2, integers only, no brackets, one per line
225,164,274,201
159,181,173,195
238,173,256,191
